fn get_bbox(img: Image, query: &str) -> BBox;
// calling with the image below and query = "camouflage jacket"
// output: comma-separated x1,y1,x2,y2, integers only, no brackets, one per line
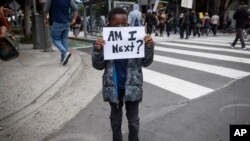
92,44,154,103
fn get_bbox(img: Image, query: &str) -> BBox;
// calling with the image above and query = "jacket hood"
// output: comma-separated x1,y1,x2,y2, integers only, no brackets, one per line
133,4,139,11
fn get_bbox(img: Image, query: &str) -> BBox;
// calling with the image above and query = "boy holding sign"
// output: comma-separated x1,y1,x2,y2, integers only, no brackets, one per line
92,7,154,141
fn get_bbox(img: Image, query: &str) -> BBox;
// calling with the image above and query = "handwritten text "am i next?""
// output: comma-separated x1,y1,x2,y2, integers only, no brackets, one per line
103,27,145,60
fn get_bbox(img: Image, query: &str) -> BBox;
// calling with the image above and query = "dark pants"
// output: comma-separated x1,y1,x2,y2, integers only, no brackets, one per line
166,23,172,37
194,26,201,37
211,24,218,36
109,89,140,141
146,24,153,35
189,24,196,37
180,24,189,39
232,28,245,48
158,23,165,36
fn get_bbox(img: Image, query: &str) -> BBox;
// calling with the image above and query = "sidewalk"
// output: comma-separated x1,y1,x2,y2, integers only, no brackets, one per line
0,42,102,141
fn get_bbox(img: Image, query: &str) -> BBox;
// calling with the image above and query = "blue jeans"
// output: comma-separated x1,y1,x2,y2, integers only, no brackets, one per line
51,22,70,61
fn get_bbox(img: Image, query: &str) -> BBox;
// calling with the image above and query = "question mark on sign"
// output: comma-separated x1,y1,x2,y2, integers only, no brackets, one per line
136,40,143,54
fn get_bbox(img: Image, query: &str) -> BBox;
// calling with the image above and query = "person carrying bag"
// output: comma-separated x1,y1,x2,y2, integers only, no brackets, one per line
0,6,19,61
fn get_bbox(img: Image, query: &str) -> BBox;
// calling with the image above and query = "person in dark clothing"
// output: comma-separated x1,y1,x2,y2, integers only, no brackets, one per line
183,9,190,39
92,7,154,141
73,16,81,37
226,16,232,31
230,3,249,49
179,12,185,39
144,10,156,36
158,12,166,37
194,13,201,37
166,12,174,37
189,11,197,37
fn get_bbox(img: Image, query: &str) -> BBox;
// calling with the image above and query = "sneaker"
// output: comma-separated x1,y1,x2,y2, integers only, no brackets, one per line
230,43,235,48
241,47,247,50
62,52,71,65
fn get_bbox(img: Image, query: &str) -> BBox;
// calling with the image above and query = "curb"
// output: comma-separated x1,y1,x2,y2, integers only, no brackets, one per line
0,52,82,134
0,51,103,141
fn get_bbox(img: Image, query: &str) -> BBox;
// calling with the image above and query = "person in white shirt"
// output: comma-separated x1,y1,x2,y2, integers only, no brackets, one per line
210,13,219,36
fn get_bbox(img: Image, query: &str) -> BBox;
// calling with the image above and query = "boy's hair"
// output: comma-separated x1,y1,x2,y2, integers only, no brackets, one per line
107,7,128,23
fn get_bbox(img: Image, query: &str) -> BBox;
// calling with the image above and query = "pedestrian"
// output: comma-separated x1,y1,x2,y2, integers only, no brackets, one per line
194,12,201,37
179,12,185,39
183,9,190,39
210,13,219,36
189,11,198,37
91,7,154,141
202,12,210,36
128,4,142,26
44,0,78,65
152,12,159,36
166,12,174,37
73,15,81,37
230,2,249,49
158,12,166,37
144,9,156,36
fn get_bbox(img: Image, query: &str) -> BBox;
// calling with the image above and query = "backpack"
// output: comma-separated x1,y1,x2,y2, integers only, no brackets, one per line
134,17,139,26
192,15,197,23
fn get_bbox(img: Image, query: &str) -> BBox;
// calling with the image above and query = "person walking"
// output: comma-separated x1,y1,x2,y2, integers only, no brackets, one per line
72,15,81,37
158,12,166,37
189,11,198,37
128,4,142,26
44,0,78,65
202,12,210,36
183,9,190,39
166,12,174,37
223,16,232,32
230,2,249,49
194,12,201,37
92,7,154,141
210,13,219,36
179,12,185,39
144,10,156,36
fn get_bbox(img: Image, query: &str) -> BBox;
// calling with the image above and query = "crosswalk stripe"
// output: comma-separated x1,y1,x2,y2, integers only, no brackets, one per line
143,69,214,99
154,55,250,79
159,42,250,55
175,39,247,48
193,37,250,43
194,38,250,45
155,46,250,64
201,37,235,40
194,38,234,43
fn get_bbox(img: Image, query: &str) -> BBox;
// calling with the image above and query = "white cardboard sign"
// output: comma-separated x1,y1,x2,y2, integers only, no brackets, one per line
103,27,145,60
181,0,193,9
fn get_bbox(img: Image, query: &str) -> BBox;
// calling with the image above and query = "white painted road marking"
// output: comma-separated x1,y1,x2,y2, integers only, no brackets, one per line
143,69,214,99
175,39,248,48
159,42,250,55
155,46,250,64
154,55,250,79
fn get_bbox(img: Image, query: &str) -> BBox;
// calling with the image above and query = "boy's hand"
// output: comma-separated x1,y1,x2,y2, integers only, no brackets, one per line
95,38,105,50
144,36,154,47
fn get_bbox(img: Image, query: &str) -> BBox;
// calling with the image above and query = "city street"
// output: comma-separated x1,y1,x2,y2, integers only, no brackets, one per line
1,0,250,141
46,34,250,141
